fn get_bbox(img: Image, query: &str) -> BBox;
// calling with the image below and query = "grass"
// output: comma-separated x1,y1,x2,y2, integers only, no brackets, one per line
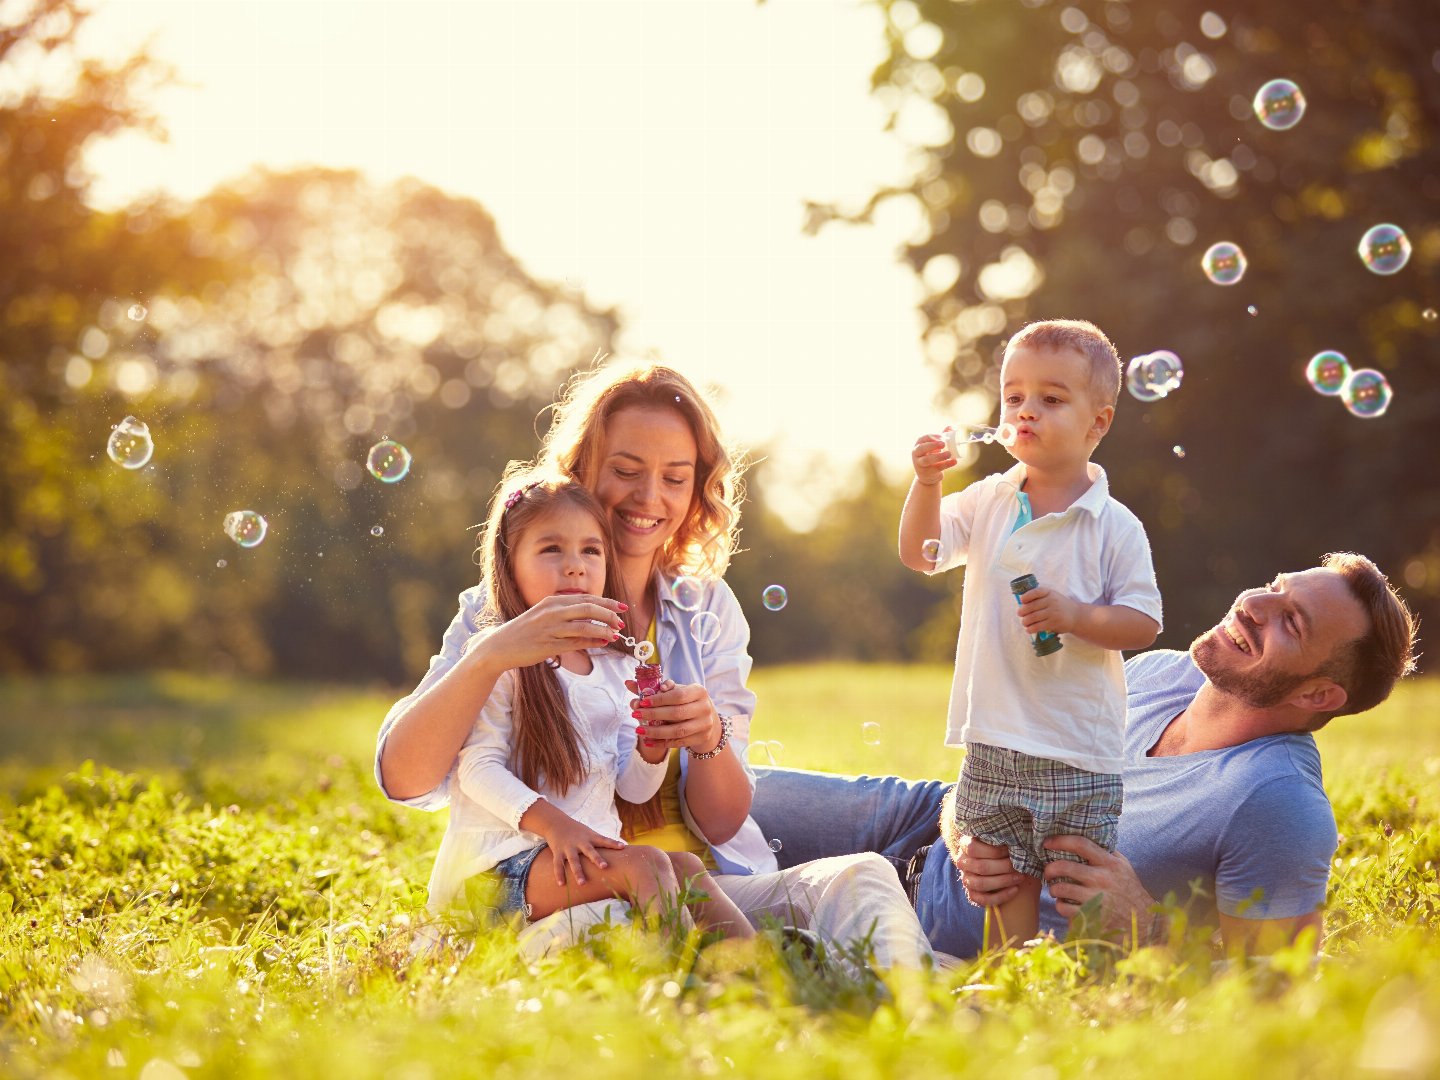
1,664,1437,1078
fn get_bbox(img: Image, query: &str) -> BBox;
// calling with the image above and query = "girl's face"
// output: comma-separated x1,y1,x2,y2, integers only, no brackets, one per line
592,405,698,568
510,502,609,609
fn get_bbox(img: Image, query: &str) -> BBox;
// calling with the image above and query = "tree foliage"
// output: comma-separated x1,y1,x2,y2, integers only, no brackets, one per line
836,0,1439,655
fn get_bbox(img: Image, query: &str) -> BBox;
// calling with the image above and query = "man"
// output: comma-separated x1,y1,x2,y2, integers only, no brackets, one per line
913,551,1419,956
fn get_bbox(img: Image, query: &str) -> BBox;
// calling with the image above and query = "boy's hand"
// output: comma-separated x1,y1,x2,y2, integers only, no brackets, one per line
537,815,627,887
1015,586,1082,635
911,432,957,486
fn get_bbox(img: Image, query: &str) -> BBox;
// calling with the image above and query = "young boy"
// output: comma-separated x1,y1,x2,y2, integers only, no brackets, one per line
899,319,1163,947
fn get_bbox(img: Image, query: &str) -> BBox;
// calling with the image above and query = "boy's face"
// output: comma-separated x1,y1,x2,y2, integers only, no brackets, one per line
999,345,1113,473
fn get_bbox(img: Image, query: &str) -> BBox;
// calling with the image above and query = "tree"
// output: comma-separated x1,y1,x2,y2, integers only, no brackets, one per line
828,0,1439,655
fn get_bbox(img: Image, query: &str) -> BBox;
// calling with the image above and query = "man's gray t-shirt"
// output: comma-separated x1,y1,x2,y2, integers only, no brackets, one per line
916,649,1338,955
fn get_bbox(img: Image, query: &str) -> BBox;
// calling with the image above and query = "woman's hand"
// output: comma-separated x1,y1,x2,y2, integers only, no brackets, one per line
629,679,724,756
470,593,626,669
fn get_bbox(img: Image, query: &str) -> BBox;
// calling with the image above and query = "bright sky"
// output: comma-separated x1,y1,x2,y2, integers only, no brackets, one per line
78,0,970,527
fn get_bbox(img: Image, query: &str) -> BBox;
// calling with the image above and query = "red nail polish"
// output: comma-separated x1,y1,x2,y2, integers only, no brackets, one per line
635,725,645,734
617,603,629,611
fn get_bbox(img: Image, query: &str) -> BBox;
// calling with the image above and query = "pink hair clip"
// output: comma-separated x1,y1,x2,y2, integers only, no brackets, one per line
504,480,542,512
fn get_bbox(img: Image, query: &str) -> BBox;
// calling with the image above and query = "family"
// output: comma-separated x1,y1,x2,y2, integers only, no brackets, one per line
375,319,1418,968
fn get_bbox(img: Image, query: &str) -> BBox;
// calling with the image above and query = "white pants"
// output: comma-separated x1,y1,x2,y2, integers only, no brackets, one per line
515,852,932,969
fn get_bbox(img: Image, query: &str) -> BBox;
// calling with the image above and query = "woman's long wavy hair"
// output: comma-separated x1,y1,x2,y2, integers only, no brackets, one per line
476,473,625,796
535,360,747,583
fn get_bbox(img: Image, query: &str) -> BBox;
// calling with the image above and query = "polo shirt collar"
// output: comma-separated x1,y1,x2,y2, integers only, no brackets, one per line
1000,460,1110,517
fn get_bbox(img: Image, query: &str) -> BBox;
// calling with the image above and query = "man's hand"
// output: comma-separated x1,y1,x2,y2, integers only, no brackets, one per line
1042,835,1158,939
952,834,1026,907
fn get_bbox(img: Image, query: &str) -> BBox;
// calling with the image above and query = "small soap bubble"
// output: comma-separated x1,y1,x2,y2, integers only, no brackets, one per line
1358,224,1412,276
921,538,942,563
126,303,148,321
861,722,882,747
1125,351,1184,402
993,422,1018,447
1424,308,1438,322
1172,445,1186,459
106,416,154,469
689,610,722,646
1305,351,1351,396
1252,78,1306,131
761,584,788,612
768,838,783,853
1340,369,1392,418
370,525,384,537
216,559,227,568
1247,305,1258,316
223,510,268,549
746,742,776,767
366,439,412,483
672,575,704,612
1201,242,1247,286
633,640,655,663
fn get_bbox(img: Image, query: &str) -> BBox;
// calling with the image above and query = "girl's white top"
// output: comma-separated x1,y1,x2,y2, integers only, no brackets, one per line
427,648,667,912
378,573,780,877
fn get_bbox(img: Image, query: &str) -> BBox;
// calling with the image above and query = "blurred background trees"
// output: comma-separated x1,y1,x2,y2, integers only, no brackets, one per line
2,0,1435,681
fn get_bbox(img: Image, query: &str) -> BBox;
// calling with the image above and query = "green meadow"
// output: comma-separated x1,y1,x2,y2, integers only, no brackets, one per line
2,665,1437,1079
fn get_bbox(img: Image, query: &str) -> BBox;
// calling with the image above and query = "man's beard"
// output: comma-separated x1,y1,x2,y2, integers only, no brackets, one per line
1190,626,1304,709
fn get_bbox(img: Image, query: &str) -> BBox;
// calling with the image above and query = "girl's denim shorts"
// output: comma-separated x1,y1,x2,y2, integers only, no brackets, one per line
491,844,546,920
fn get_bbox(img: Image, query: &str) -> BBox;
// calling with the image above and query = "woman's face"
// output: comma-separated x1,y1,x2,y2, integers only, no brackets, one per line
592,405,698,569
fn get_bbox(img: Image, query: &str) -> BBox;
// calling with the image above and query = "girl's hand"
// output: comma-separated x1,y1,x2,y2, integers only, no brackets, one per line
628,679,724,756
468,593,626,669
912,432,956,486
538,816,628,887
1014,586,1081,635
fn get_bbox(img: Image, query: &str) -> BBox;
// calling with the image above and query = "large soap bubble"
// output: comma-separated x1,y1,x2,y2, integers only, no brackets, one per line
1340,369,1392,418
1305,351,1351,396
223,510,268,548
366,439,413,483
1358,224,1411,276
106,416,154,470
1201,242,1247,286
672,575,704,612
1253,78,1306,131
761,585,788,612
1125,351,1184,402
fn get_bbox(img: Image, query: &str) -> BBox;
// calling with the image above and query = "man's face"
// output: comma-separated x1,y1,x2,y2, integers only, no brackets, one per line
1190,568,1369,708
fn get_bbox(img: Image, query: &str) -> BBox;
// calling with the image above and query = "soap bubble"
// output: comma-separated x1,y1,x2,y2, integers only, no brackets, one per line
768,838,783,853
746,742,777,767
1247,305,1258,316
672,575,704,612
1423,308,1437,322
1201,242,1247,286
1358,224,1411,276
921,538,942,563
1172,446,1186,459
1340,369,1392,418
223,510,268,549
861,722,881,747
761,585,788,612
216,559,227,568
690,610,722,645
993,422,1018,447
370,525,384,537
633,640,656,663
366,439,412,483
126,303,148,321
105,416,154,469
1305,351,1351,396
1125,351,1184,402
1252,78,1306,131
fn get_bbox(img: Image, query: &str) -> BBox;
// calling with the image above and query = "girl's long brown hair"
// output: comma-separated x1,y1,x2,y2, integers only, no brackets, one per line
477,473,625,796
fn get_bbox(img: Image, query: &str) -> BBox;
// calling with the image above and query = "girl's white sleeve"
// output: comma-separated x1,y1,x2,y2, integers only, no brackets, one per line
615,749,668,804
455,668,544,828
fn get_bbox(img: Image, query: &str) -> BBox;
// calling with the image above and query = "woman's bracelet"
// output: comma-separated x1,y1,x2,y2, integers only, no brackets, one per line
688,714,733,760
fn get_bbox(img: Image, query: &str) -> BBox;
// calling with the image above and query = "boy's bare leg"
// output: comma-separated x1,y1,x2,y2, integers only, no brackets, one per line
988,874,1041,949
666,851,756,940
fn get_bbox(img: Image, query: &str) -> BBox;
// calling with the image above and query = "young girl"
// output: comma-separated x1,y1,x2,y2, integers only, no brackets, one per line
426,474,755,940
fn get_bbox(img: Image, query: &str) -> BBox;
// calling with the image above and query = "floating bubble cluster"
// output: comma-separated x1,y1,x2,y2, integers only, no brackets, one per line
1201,242,1247,285
1125,351,1185,402
1252,78,1306,131
1358,224,1411,276
761,584,788,611
126,303,148,321
105,416,154,469
672,575,704,612
921,538,942,563
690,610,722,645
1305,351,1351,396
223,510,268,548
861,721,881,747
1341,369,1392,418
366,439,412,483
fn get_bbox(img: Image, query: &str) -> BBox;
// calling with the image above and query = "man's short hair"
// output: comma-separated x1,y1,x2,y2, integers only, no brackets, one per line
1317,551,1419,719
1005,319,1122,407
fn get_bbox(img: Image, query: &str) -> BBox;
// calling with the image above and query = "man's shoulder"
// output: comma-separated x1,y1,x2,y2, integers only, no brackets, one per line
1125,648,1198,685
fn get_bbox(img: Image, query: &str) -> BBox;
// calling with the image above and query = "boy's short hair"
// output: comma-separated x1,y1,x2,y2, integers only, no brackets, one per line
1004,319,1122,407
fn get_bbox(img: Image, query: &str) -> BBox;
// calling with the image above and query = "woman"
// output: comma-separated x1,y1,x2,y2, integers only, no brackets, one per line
377,360,939,966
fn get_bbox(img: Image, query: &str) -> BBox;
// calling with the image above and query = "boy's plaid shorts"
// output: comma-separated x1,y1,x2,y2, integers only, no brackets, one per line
951,742,1122,878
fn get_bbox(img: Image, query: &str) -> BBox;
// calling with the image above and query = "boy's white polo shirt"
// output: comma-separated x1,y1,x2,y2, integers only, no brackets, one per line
929,461,1162,774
